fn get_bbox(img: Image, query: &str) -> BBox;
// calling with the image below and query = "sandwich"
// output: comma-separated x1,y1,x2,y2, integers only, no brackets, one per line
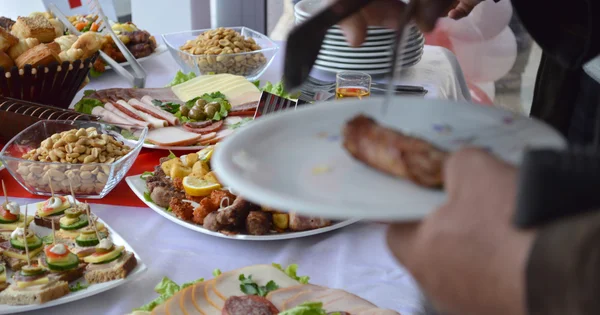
55,207,108,240
10,15,56,43
0,264,8,292
34,196,72,230
39,243,86,283
0,227,44,271
0,264,69,305
70,226,106,258
14,43,61,69
0,200,34,239
83,238,137,284
343,115,449,188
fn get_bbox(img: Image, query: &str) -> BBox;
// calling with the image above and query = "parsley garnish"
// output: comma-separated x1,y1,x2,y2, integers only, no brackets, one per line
167,150,177,159
239,274,279,297
143,191,153,203
69,282,89,292
140,171,154,180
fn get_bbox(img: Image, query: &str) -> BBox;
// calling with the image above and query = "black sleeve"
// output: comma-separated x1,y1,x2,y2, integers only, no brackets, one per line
511,0,600,69
526,211,600,314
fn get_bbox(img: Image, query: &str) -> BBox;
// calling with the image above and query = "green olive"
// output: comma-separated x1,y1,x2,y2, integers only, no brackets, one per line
179,106,190,117
194,99,207,108
65,208,82,218
205,101,221,111
188,107,207,121
191,104,204,113
204,105,218,118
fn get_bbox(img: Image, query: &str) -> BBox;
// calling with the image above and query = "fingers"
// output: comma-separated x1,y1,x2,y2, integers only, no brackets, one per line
339,12,368,47
447,2,475,20
338,0,404,46
385,222,421,266
414,0,457,32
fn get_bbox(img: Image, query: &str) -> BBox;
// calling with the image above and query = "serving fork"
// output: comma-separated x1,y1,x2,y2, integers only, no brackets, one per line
50,0,147,88
253,91,311,118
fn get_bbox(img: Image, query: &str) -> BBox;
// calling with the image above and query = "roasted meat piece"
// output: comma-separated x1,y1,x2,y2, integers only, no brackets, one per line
343,114,449,188
246,211,272,235
169,198,194,221
216,197,257,229
288,213,331,231
203,211,222,232
146,164,185,208
192,197,217,225
222,296,279,315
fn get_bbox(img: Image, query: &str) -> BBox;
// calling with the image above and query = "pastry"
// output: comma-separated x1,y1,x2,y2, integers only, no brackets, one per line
0,27,18,52
7,38,39,60
0,17,15,31
0,51,14,70
54,35,83,62
14,43,60,68
71,32,103,59
11,16,56,43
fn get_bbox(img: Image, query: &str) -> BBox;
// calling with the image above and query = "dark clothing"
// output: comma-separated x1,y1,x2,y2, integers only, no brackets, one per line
513,0,600,146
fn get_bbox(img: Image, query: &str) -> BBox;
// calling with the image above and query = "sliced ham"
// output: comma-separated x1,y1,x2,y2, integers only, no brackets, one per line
192,281,221,315
200,129,234,145
165,289,187,315
150,301,168,315
92,107,133,126
145,127,204,147
87,87,180,103
224,116,243,125
180,286,203,315
182,120,224,134
356,309,400,315
205,279,225,310
104,103,152,128
116,100,168,128
132,97,180,126
266,284,327,311
111,101,145,121
230,102,258,112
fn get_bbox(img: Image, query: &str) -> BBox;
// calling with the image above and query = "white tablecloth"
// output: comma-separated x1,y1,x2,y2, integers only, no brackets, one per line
38,41,470,315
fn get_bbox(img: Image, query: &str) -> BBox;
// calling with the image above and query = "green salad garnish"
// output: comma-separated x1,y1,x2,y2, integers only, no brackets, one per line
134,277,204,312
165,70,197,87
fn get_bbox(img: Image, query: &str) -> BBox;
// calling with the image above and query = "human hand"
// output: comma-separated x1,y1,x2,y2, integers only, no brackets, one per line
386,148,535,315
447,0,485,20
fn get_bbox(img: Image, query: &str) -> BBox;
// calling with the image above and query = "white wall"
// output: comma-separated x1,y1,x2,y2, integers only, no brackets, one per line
131,0,211,35
0,0,46,18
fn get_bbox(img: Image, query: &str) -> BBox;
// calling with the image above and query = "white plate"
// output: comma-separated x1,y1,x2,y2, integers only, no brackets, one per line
317,54,392,64
319,41,423,63
319,49,393,58
321,43,393,52
212,96,567,221
323,37,395,47
104,45,167,70
142,143,207,151
313,64,391,75
325,32,394,42
0,203,147,314
315,59,393,69
125,175,360,240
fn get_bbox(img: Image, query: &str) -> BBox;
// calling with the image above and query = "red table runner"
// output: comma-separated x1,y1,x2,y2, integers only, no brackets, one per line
0,148,195,207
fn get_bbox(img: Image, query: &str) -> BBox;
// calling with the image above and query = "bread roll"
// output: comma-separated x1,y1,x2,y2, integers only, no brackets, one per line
71,32,103,59
8,37,39,60
15,43,60,68
0,27,18,52
11,16,56,43
48,18,65,38
54,34,78,52
0,51,14,70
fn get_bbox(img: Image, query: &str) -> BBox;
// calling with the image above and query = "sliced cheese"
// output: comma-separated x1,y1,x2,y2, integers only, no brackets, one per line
204,280,224,310
3,246,43,261
192,281,220,315
151,301,168,315
0,215,34,230
179,286,203,315
213,264,300,300
165,288,187,315
16,276,49,288
36,199,71,217
57,223,107,239
266,284,326,311
170,74,261,106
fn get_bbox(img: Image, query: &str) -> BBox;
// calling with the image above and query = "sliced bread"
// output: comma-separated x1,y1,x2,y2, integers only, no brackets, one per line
84,251,137,284
0,280,69,305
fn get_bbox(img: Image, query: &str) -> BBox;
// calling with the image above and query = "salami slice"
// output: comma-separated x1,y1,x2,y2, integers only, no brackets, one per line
183,120,224,134
111,101,145,121
222,296,279,315
230,102,258,112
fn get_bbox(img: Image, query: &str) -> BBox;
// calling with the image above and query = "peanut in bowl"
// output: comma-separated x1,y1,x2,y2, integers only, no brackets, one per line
0,120,147,199
162,27,279,80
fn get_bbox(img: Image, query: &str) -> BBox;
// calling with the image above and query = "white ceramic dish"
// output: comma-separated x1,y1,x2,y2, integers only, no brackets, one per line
319,49,393,58
323,37,395,47
126,175,360,240
142,143,206,151
321,43,394,52
212,96,567,221
325,32,394,42
0,203,147,314
315,59,393,69
317,54,392,64
313,64,391,75
104,45,167,70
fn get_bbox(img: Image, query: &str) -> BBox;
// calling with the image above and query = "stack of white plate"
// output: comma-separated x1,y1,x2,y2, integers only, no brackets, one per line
294,0,425,75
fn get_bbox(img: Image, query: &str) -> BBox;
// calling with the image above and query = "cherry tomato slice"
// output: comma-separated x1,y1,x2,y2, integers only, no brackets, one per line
45,244,69,259
0,209,17,221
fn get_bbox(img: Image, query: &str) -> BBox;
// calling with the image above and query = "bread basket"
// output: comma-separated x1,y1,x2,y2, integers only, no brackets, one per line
0,53,98,109
0,96,99,143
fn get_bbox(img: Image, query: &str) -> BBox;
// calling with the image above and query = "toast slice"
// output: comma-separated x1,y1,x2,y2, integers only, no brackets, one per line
10,16,56,43
84,251,137,284
40,257,87,283
0,280,69,305
34,214,64,230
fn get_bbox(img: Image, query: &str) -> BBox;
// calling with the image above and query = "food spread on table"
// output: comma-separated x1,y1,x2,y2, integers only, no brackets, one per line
130,263,399,314
343,115,448,188
0,12,102,72
180,27,267,77
0,195,139,306
141,147,334,236
66,14,157,75
16,127,132,195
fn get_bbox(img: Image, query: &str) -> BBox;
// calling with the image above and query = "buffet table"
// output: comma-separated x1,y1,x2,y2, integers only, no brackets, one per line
0,43,468,314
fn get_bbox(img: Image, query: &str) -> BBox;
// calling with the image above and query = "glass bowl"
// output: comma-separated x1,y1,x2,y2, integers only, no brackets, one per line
0,120,148,199
162,27,279,80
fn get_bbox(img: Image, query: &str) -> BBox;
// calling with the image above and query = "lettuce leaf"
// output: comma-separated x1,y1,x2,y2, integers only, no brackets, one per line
278,302,336,315
74,98,104,115
272,263,310,284
166,70,197,87
134,277,204,312
257,80,301,100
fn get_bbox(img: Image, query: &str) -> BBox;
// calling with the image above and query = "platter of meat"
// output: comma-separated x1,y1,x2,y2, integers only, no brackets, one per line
0,198,146,314
125,146,359,240
129,263,401,314
212,96,567,221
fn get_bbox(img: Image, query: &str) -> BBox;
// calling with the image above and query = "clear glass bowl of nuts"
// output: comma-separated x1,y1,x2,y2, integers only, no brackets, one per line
0,120,148,199
162,27,279,80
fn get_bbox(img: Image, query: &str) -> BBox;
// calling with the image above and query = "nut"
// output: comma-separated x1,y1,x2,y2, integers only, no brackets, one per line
96,172,108,184
80,171,92,179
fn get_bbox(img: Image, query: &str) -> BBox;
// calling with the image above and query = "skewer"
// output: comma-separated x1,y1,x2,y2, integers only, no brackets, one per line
23,205,31,266
51,219,56,245
85,201,101,240
48,176,55,198
69,179,78,209
1,180,8,205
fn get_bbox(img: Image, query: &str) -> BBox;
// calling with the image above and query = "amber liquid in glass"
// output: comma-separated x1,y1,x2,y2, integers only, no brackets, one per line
335,87,370,100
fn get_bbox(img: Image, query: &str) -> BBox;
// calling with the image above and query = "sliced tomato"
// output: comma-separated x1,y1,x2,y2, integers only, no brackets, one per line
0,209,17,221
45,244,69,259
42,196,67,213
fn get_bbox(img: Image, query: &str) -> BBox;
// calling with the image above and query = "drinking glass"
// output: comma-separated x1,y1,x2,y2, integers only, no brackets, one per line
335,71,372,100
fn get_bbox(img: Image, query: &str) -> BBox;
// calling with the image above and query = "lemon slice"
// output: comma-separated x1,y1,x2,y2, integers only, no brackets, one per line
182,176,221,197
198,146,214,162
